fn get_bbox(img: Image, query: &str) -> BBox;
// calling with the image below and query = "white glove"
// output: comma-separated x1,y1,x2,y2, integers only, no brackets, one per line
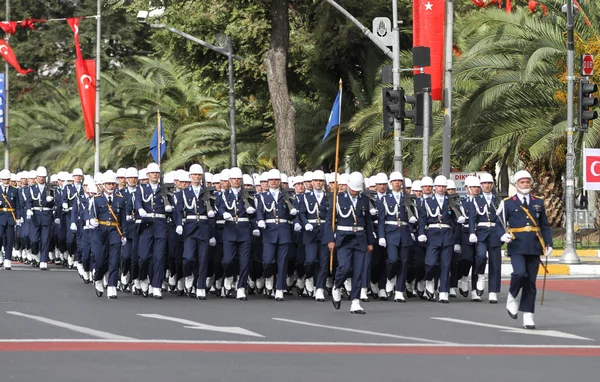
26,209,33,218
546,246,553,258
138,209,148,218
126,215,132,221
290,208,298,216
418,234,427,243
223,212,233,221
46,196,53,203
469,233,477,243
370,208,377,216
252,229,260,237
54,218,60,225
62,203,68,210
305,223,314,231
454,244,461,253
16,219,22,226
70,223,77,232
176,226,183,235
378,238,387,247
457,216,466,224
294,223,302,232
246,207,255,214
89,219,99,228
501,233,512,243
207,210,216,218
165,205,173,213
411,233,415,241
257,220,266,229
209,237,216,246
409,216,418,224
121,236,127,246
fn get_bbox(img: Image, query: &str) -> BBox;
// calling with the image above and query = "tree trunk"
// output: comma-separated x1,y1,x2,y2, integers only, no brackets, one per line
264,0,296,174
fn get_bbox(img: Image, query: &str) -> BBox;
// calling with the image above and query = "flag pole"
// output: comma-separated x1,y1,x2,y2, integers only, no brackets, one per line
157,110,161,168
329,78,342,273
4,0,9,171
93,0,101,174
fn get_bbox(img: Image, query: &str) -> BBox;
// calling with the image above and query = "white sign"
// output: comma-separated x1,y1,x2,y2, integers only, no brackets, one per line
583,148,600,190
372,17,393,47
449,172,488,197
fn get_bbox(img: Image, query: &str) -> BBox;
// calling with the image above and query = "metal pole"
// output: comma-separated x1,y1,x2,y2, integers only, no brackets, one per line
392,0,402,174
94,0,101,174
561,0,580,264
442,0,453,177
4,0,9,170
227,36,237,167
422,88,431,177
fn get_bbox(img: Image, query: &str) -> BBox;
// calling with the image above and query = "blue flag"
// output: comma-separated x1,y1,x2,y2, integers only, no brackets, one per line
150,117,166,163
0,74,5,143
322,90,341,143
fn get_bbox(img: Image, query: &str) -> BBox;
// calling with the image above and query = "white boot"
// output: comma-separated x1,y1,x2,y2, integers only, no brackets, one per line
385,278,396,294
471,290,482,302
344,278,352,293
296,276,306,291
476,274,485,294
185,276,194,290
120,273,130,286
425,280,435,299
305,277,315,294
94,280,104,297
206,276,214,289
449,287,457,297
168,275,177,287
3,259,11,269
332,287,342,302
275,289,284,301
394,291,405,302
523,312,535,329
39,262,47,270
256,277,265,290
360,287,369,301
152,287,163,299
102,273,108,289
326,276,333,289
350,299,365,314
265,276,274,291
506,292,519,319
378,289,388,300
315,288,326,301
370,281,380,295
438,292,449,303
224,276,234,291
489,292,498,304
107,286,118,299
140,278,150,294
236,288,247,300
177,279,184,292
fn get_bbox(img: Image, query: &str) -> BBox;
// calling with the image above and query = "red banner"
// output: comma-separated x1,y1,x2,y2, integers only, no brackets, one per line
0,22,17,35
413,0,445,100
66,18,83,61
75,59,96,140
0,39,33,75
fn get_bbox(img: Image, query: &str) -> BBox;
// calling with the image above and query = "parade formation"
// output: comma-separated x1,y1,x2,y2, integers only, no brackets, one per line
0,164,552,329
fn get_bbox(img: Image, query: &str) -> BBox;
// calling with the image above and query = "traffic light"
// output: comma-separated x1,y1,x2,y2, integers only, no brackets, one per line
578,78,598,132
382,87,404,132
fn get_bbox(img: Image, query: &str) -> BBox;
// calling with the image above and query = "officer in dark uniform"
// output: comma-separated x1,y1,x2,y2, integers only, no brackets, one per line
325,172,374,314
61,169,85,269
369,173,389,300
26,167,58,270
456,176,478,300
0,169,20,270
501,170,552,329
120,167,139,293
72,177,94,283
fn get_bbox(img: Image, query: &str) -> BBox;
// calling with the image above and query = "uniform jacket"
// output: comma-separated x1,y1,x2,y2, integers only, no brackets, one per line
26,183,57,226
417,194,457,247
255,189,293,244
324,191,375,252
215,187,254,242
175,185,212,240
0,184,20,226
298,190,329,244
90,192,126,244
503,194,552,256
468,193,504,247
377,191,413,247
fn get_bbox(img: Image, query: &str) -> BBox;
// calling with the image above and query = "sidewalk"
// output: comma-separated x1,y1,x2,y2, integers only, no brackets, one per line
500,249,600,276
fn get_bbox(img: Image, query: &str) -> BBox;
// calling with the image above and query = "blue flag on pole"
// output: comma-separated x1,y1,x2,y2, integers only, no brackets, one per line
322,90,341,143
150,116,166,163
0,73,5,143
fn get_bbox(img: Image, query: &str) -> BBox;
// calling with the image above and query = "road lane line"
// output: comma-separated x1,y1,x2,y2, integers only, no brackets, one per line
6,311,134,340
272,317,455,344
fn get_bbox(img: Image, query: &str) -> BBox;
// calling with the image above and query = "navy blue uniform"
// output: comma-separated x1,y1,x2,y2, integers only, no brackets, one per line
298,191,330,290
62,183,85,257
459,196,478,290
0,184,20,261
121,186,139,283
73,194,92,274
26,184,57,264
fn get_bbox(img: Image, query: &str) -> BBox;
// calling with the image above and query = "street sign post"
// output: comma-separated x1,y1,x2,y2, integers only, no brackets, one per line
581,54,594,76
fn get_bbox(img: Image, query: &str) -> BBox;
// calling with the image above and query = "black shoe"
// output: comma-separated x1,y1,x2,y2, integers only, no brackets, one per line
275,297,284,302
95,289,103,297
24,260,30,265
225,288,234,298
379,295,388,302
476,289,484,297
196,295,206,301
507,309,518,320
40,268,48,271
108,295,117,300
142,289,149,298
248,287,255,295
154,294,162,300
177,289,184,297
215,287,222,297
332,299,341,310
237,296,248,301
351,309,366,315
326,287,332,296
296,287,304,298
83,278,90,285
426,290,435,300
439,299,449,304
168,285,177,294
394,298,406,303
523,324,535,330
417,290,425,299
133,287,141,296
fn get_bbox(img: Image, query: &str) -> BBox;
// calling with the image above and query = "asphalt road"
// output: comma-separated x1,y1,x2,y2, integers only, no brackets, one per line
0,265,599,382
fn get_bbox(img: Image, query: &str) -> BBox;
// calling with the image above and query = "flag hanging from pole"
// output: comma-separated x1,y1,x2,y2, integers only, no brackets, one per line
0,39,33,75
150,113,166,163
413,0,444,100
322,90,341,143
0,73,5,142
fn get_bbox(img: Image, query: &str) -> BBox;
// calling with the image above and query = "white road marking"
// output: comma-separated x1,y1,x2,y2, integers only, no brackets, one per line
137,313,264,338
6,311,134,340
431,317,593,341
272,317,454,344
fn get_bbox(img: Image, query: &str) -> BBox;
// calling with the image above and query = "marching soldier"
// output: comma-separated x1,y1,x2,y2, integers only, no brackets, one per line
458,176,479,301
26,167,58,270
369,173,389,300
0,169,20,270
120,167,139,293
73,177,95,284
501,170,552,329
62,168,85,269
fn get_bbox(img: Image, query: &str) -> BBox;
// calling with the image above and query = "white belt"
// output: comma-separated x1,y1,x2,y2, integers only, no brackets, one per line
265,218,288,224
146,213,166,219
32,207,52,211
186,215,208,221
477,222,496,227
63,207,73,211
216,220,225,224
372,220,379,224
307,219,322,224
135,219,141,224
337,226,364,232
385,221,408,226
426,223,451,229
228,217,250,222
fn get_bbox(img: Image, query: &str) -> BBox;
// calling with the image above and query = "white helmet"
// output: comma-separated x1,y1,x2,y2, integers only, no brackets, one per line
10,173,17,182
220,169,230,181
446,179,456,189
126,167,139,178
389,171,403,182
72,168,84,176
338,173,349,185
204,172,213,183
28,171,36,179
242,174,254,186
0,169,12,180
87,182,98,194
303,171,313,182
281,173,288,183
268,169,281,180
433,175,447,186
163,172,175,184
229,167,243,179
116,168,127,178
368,176,376,187
325,173,334,184
421,176,433,187
295,175,304,184
465,175,475,187
102,172,117,184
480,173,494,183
181,171,191,182
36,166,48,177
146,163,160,174
405,178,412,188
312,170,325,181
84,176,94,186
348,172,364,192
50,174,58,183
289,176,297,187
57,171,68,181
94,172,103,182
513,170,532,183
259,172,269,182
374,172,389,184
412,180,422,192
174,169,185,181
18,172,26,180
189,164,204,175
469,177,482,188
138,169,148,180
212,174,221,183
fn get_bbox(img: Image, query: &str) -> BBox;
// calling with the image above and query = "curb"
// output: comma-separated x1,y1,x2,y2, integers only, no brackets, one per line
500,263,600,276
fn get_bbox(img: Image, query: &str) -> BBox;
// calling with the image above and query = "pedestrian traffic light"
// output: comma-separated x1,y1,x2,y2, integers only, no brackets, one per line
382,87,404,132
578,78,598,132
403,93,417,127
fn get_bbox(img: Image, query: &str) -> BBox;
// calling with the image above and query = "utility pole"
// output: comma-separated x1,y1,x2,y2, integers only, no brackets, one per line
422,88,431,177
392,0,402,174
227,36,237,167
561,0,580,264
442,0,453,177
94,0,101,174
4,0,9,170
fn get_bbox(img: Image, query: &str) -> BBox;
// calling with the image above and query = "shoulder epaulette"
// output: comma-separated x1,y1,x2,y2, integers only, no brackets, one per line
115,194,123,198
503,196,512,201
10,185,16,189
532,195,544,200
94,195,102,198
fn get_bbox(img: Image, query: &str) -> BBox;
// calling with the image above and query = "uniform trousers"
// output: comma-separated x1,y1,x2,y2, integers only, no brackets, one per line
138,223,167,288
509,253,539,313
476,240,502,293
223,240,252,289
0,223,14,260
425,240,453,292
262,242,289,290
386,243,409,291
304,241,329,288
92,227,121,287
333,235,365,301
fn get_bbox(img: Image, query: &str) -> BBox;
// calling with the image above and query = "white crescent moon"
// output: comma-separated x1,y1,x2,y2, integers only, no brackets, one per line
80,74,92,85
591,161,600,177
0,45,8,55
74,25,79,35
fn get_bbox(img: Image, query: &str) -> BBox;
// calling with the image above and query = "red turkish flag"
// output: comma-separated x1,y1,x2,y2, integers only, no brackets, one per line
413,0,445,100
585,155,600,183
0,39,33,75
75,59,96,140
0,22,17,35
67,18,83,61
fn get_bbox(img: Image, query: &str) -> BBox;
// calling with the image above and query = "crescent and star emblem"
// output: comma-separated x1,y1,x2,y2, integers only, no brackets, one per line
591,161,600,177
80,74,92,90
0,45,8,55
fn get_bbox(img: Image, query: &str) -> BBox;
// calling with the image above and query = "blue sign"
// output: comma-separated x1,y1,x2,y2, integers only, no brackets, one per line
0,73,4,142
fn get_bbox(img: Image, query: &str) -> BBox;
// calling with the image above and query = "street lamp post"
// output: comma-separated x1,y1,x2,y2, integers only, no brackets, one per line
142,19,242,167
